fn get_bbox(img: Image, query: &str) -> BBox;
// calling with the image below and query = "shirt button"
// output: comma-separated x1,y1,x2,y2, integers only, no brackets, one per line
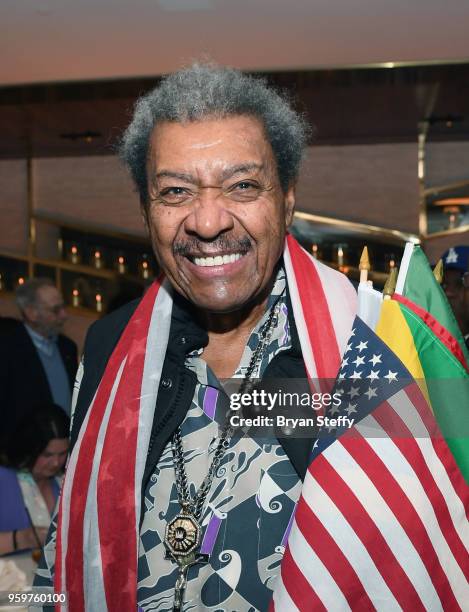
161,378,172,389
179,337,187,345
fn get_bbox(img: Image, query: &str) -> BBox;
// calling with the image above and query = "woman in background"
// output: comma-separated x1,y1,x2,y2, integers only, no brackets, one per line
0,404,69,555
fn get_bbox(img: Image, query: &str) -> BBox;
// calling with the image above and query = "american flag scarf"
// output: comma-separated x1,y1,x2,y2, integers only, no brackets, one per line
54,234,356,611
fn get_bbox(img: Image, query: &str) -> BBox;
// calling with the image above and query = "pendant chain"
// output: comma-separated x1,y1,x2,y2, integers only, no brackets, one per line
171,293,283,521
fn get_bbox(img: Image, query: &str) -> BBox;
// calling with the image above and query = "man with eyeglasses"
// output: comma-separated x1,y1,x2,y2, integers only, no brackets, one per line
0,278,78,446
441,245,469,349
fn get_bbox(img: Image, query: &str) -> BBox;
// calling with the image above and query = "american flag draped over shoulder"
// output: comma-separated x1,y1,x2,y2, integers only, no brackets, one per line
53,235,356,611
272,316,469,611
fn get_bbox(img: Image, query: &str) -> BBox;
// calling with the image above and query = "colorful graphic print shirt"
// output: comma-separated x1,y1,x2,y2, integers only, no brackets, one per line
137,268,302,611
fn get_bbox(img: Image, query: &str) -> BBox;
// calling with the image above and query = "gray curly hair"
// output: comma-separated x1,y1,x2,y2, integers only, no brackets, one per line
119,62,310,205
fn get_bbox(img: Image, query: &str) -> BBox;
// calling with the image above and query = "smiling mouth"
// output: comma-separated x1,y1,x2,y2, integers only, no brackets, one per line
190,252,246,267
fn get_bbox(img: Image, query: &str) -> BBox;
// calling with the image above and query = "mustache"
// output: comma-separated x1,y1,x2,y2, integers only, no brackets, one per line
173,236,252,256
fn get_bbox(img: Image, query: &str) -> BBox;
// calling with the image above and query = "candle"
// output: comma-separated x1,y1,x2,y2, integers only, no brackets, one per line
17,277,25,286
141,256,150,279
70,245,80,264
57,238,63,259
337,246,344,268
72,288,80,307
95,293,103,313
117,256,126,274
312,244,318,259
94,250,103,269
389,259,395,270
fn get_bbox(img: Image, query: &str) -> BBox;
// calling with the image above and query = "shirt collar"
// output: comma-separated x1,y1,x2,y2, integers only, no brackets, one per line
25,324,57,356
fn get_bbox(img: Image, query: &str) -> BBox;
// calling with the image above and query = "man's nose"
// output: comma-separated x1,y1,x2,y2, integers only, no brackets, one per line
183,189,234,239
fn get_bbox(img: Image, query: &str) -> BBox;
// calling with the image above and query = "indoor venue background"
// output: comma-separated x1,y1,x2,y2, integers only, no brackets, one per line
1,0,468,351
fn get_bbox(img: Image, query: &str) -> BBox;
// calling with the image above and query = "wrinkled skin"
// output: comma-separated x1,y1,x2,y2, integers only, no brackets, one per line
144,116,295,317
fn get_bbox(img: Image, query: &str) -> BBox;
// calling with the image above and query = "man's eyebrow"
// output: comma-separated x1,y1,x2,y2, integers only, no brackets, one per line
153,163,264,184
154,170,196,183
220,163,264,181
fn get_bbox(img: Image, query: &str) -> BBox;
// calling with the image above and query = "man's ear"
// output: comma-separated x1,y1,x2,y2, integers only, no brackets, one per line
284,184,296,228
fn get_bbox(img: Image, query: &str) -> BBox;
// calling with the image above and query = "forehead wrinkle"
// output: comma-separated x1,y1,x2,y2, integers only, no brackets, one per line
188,139,223,150
155,170,197,183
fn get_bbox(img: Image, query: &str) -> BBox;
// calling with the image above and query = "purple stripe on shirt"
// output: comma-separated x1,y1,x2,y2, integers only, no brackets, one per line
281,503,297,548
203,387,218,420
281,303,289,345
200,513,223,555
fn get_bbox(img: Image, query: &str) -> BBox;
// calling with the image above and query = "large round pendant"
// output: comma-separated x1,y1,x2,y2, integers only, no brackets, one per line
165,512,201,558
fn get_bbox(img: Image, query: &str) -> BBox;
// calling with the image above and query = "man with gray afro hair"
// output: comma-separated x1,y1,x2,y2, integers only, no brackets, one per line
120,62,309,205
36,61,357,611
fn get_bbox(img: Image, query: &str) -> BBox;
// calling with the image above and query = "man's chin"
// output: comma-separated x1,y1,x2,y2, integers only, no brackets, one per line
188,297,248,314
183,288,268,316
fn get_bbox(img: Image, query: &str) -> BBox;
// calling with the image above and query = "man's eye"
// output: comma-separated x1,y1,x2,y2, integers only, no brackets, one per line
227,181,261,202
158,187,191,203
161,187,186,196
234,181,257,190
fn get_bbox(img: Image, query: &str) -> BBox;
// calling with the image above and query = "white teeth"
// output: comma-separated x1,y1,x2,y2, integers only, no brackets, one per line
193,253,243,267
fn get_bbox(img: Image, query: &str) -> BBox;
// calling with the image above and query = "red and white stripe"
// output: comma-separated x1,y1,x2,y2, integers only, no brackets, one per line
55,278,172,611
54,236,355,611
284,234,356,380
273,384,469,611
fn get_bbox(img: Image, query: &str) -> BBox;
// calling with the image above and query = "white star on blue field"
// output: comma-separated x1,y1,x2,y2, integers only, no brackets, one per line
310,316,410,462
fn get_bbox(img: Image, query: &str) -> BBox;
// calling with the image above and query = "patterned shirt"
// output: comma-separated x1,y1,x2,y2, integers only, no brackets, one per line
35,269,302,612
137,268,302,611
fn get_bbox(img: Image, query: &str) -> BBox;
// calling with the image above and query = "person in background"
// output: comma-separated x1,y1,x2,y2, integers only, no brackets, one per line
0,278,78,447
0,404,69,556
441,245,469,349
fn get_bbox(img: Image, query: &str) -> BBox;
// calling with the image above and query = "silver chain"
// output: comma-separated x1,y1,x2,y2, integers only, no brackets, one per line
171,294,283,521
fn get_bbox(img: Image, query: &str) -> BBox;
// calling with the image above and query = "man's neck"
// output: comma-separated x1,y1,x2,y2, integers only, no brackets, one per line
195,286,272,379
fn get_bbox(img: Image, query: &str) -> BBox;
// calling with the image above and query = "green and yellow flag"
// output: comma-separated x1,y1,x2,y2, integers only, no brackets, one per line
376,243,469,482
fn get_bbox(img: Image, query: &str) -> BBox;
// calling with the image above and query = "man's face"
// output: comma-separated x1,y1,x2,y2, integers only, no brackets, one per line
144,116,295,313
26,285,67,337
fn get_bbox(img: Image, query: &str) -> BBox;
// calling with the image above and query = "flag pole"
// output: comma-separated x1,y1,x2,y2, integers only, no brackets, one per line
383,268,398,300
433,259,444,284
395,242,414,294
359,246,370,284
